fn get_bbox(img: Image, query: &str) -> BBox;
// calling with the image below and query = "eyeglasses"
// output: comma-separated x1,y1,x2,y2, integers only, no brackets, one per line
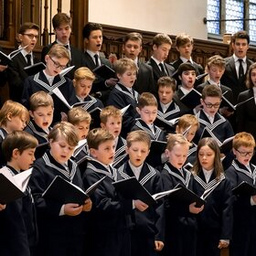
23,34,39,40
235,149,254,157
49,56,67,70
203,100,221,109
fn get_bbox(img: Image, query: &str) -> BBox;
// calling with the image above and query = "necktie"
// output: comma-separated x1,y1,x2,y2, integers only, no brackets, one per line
238,59,244,78
64,45,69,49
94,54,99,67
159,63,166,74
26,54,31,66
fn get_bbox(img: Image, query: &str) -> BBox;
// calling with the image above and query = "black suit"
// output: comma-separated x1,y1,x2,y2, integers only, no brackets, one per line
221,56,253,103
7,52,39,102
147,57,175,93
171,58,204,87
41,41,85,79
133,61,155,95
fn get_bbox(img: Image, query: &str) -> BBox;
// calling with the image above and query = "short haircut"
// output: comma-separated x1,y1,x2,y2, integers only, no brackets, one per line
114,57,138,75
48,121,79,147
166,133,190,151
232,132,255,150
68,107,91,125
246,62,256,89
137,92,158,109
87,128,114,149
231,30,250,44
177,62,196,76
192,137,223,179
29,91,54,111
177,114,199,130
74,67,95,82
2,131,38,162
124,32,143,45
18,22,39,34
52,13,71,29
0,100,29,126
47,44,70,61
201,84,222,100
206,55,226,70
83,22,103,39
175,33,193,48
126,130,151,148
100,105,122,124
153,33,172,47
157,76,177,91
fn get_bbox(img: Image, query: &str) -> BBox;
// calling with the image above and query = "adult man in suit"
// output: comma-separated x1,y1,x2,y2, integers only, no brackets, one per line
171,33,204,87
41,13,85,79
82,22,117,104
7,22,40,102
147,33,175,93
221,30,253,103
122,32,155,95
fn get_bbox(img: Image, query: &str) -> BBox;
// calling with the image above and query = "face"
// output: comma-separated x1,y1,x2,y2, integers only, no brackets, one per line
232,38,249,59
250,68,256,87
198,145,215,171
117,68,137,88
85,30,103,52
137,105,158,125
153,43,171,62
50,136,76,164
176,42,193,59
165,143,189,169
123,40,142,60
90,140,115,165
7,114,28,133
55,24,71,45
74,121,90,140
73,78,93,99
18,29,39,52
101,116,122,138
45,55,69,76
233,145,254,166
180,70,196,89
126,141,150,167
201,96,221,117
15,148,36,170
208,65,225,83
158,86,174,104
177,124,198,143
30,106,53,130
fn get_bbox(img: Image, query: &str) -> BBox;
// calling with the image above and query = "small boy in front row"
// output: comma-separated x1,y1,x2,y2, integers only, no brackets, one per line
83,128,148,256
161,134,204,256
25,91,54,144
29,122,92,256
100,105,127,168
117,130,164,256
0,131,38,256
225,132,256,256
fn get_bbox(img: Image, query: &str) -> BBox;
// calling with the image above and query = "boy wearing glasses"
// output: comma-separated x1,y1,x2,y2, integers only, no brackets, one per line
194,84,234,144
225,132,256,256
7,22,40,102
22,44,77,124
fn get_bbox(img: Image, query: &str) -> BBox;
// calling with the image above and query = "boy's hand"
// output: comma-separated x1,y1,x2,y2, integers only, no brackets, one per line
105,77,118,87
0,204,6,211
189,202,204,214
252,195,256,204
134,199,149,212
82,198,92,212
64,203,83,216
218,240,229,249
155,240,164,251
0,64,7,72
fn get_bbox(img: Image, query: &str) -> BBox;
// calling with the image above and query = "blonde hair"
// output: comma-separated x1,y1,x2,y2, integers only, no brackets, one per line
0,100,29,126
176,114,199,131
68,107,91,125
74,67,95,82
166,133,190,151
29,91,54,111
137,92,158,109
114,57,138,75
47,44,70,61
126,130,151,148
100,105,122,124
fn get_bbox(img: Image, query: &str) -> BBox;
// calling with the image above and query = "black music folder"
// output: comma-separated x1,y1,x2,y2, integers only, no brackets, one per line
24,62,46,76
180,88,202,109
93,64,116,79
232,181,256,196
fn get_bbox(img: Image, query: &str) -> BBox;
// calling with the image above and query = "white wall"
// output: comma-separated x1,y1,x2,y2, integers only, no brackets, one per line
88,0,208,39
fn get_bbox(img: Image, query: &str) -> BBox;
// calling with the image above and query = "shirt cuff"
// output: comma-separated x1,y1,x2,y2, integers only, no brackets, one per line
59,204,65,216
